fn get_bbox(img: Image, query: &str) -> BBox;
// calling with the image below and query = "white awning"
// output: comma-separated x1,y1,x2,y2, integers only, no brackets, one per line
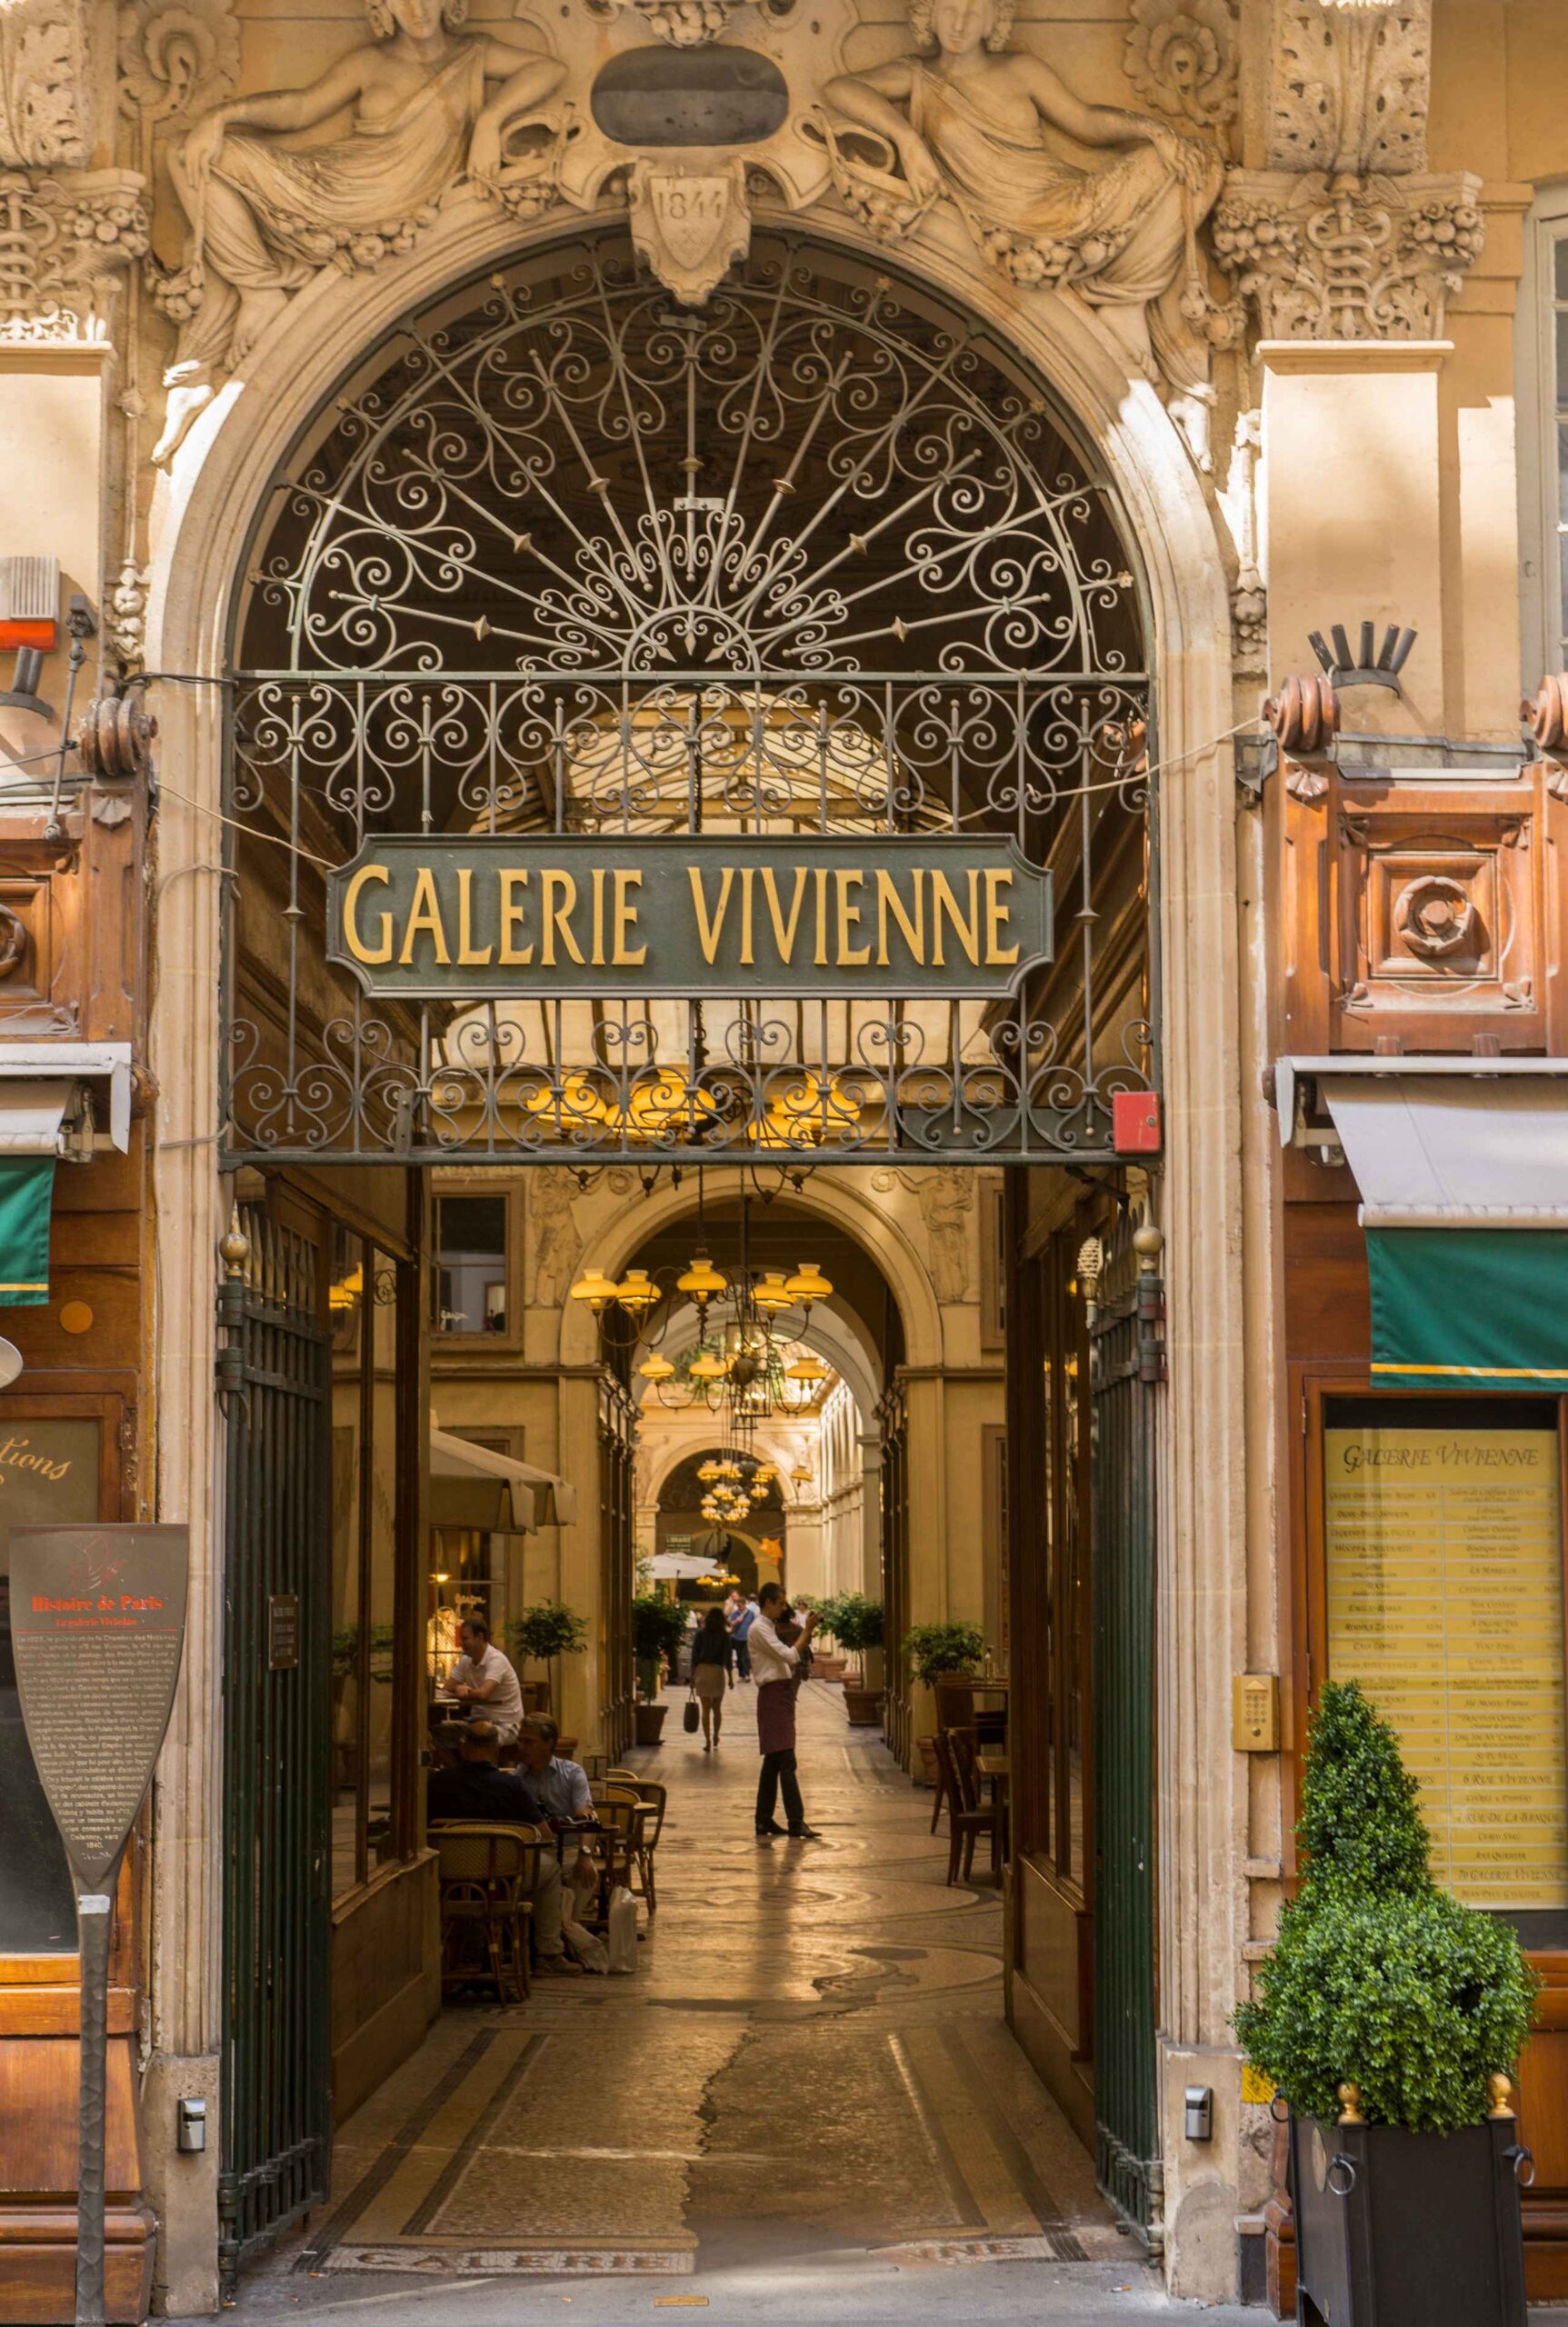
1303,1064,1568,1227
0,1044,133,1154
650,1553,725,1581
428,1424,577,1532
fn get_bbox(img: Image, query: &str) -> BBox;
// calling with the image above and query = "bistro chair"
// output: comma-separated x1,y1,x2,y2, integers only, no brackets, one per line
938,1729,1004,1886
581,1788,644,1918
429,1821,547,2004
605,1773,666,1913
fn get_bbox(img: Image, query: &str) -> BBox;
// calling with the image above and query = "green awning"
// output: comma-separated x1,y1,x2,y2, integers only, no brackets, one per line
0,1154,55,1306
1368,1228,1568,1393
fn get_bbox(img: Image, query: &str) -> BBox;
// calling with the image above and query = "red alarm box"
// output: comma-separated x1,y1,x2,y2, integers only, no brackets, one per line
1113,1091,1162,1154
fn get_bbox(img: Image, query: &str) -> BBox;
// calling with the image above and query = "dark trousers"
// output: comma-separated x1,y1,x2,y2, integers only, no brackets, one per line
734,1636,751,1679
756,1749,804,1833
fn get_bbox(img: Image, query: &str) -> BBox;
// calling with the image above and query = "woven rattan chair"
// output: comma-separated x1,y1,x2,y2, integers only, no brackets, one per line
429,1822,548,2003
604,1773,666,1913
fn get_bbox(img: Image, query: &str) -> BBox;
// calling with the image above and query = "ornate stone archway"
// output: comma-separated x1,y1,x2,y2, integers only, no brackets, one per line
145,195,1244,2294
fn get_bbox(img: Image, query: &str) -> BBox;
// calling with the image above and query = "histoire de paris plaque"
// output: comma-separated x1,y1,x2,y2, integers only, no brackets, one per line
9,1523,187,2327
10,1523,188,1890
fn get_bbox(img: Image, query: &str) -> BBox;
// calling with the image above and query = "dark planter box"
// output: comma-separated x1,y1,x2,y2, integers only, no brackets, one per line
1287,2106,1528,2327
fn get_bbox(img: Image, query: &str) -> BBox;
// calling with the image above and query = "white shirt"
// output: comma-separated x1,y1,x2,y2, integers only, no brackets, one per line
746,1612,802,1690
450,1642,524,1742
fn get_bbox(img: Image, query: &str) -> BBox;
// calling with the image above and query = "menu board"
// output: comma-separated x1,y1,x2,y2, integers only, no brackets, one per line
1325,1424,1567,1911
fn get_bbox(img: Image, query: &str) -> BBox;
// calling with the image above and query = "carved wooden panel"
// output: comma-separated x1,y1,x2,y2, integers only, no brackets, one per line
1278,764,1565,1054
0,786,146,1045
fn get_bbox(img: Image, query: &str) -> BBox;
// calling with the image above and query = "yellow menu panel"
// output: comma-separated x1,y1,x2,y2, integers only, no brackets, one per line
1324,1426,1567,1911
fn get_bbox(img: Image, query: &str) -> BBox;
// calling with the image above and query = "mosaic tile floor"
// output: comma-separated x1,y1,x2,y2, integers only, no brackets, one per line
269,1683,1129,2287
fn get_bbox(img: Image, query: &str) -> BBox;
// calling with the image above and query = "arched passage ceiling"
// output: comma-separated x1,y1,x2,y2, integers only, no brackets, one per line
656,1448,789,1524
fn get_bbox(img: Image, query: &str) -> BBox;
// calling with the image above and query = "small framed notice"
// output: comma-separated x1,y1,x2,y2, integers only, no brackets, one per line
1323,1403,1566,1916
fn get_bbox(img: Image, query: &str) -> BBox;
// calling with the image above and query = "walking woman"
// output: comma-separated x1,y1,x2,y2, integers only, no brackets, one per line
689,1603,734,1750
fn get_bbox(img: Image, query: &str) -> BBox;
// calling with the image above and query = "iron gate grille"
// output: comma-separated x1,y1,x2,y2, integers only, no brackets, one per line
216,1207,332,2293
223,227,1154,1168
1090,1212,1163,2236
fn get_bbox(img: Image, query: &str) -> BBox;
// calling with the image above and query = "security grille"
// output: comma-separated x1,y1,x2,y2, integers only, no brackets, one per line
225,228,1153,1164
215,1207,332,2292
1090,1210,1164,2236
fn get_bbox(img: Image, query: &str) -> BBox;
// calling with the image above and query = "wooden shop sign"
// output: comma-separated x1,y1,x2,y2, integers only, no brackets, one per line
328,836,1054,1003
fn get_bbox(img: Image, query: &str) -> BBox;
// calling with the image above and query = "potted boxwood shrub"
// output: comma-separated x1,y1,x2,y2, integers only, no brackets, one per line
507,1599,586,1718
824,1593,885,1724
1236,1681,1537,2327
631,1594,686,1744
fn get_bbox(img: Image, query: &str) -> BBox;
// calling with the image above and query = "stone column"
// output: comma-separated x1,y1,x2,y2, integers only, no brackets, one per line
554,1372,604,1752
144,683,225,2318
858,1435,884,1691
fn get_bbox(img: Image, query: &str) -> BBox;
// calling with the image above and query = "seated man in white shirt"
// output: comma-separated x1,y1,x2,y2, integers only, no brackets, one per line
448,1616,524,1744
515,1713,594,1823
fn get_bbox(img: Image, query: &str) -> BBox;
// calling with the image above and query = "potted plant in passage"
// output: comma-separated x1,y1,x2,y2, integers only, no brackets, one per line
508,1599,587,1720
1236,1681,1536,2327
821,1594,885,1724
631,1594,687,1745
902,1622,985,1691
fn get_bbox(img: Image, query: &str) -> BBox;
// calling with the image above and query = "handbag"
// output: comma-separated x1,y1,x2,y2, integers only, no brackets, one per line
683,1694,700,1733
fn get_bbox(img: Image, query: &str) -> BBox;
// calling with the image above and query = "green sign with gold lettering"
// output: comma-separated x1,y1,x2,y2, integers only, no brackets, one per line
328,837,1053,1002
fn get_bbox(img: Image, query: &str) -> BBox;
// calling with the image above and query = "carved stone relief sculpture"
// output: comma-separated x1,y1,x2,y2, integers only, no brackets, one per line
1269,0,1430,178
1213,167,1482,341
149,0,565,460
0,0,150,345
0,0,87,169
1214,0,1479,342
817,0,1224,408
0,168,149,342
586,0,793,50
1123,0,1238,136
117,0,241,128
531,1171,584,1309
915,1168,974,1306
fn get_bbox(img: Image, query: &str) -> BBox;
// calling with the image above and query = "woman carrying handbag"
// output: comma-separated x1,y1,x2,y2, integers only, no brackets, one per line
688,1603,735,1749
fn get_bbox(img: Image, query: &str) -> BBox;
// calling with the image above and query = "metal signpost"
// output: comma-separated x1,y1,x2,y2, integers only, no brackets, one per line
8,1523,188,2327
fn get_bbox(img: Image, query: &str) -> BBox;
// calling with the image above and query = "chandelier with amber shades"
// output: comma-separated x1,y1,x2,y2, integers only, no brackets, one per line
568,1193,833,1423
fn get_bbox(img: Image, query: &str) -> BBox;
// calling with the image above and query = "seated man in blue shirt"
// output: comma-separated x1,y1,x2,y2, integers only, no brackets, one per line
427,1721,577,1972
514,1713,593,1823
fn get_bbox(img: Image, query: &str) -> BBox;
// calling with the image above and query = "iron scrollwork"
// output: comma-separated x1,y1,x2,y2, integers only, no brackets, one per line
225,229,1154,1164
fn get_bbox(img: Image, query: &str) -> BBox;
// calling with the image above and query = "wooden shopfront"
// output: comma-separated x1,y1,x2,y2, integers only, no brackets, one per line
1269,731,1568,2305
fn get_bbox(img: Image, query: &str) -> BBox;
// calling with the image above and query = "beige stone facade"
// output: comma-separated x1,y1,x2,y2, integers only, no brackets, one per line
0,0,1566,2316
